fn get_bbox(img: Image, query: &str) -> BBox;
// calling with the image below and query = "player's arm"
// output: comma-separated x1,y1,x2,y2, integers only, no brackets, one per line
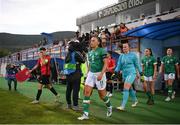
141,60,144,73
153,57,157,79
174,57,180,78
30,60,40,73
97,57,108,81
159,57,165,74
153,63,157,79
175,63,180,79
159,63,164,74
101,57,108,75
115,55,122,72
134,54,142,74
134,54,144,81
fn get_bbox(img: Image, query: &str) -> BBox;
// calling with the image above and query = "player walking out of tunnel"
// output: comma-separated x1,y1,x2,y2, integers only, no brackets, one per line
160,48,179,102
78,36,112,120
115,42,143,111
141,48,157,105
30,47,60,104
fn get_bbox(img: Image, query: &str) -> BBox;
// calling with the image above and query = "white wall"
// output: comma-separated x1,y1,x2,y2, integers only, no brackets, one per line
0,63,7,77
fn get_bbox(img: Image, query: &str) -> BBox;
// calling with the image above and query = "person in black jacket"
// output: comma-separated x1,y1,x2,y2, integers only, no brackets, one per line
65,41,86,111
6,64,18,91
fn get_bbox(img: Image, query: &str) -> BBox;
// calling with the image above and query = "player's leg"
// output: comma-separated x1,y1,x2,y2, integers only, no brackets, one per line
47,84,60,102
143,77,151,104
78,85,93,120
120,83,131,109
31,83,43,104
165,73,175,102
117,74,136,110
164,74,169,101
109,83,113,97
46,75,59,99
149,78,155,104
96,73,112,117
108,72,113,97
106,72,112,97
78,72,94,120
170,73,176,99
129,86,138,107
165,79,173,101
98,89,112,117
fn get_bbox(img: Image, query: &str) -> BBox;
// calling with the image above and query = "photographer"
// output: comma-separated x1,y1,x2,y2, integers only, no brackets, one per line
64,41,85,111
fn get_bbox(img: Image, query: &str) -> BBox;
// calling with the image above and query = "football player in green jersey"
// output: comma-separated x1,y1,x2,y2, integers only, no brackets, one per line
160,48,179,102
141,48,157,105
78,36,112,120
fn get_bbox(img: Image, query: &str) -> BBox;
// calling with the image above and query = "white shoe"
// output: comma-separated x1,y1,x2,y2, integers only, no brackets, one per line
31,100,39,104
107,106,112,117
165,96,171,102
55,94,60,102
116,106,125,111
131,101,138,107
77,113,89,120
108,93,113,97
171,91,176,99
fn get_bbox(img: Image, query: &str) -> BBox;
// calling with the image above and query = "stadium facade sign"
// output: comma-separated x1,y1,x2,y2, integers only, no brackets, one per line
98,0,154,18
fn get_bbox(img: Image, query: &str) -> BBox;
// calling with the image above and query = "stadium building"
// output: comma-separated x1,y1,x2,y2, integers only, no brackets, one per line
76,0,180,33
76,0,180,58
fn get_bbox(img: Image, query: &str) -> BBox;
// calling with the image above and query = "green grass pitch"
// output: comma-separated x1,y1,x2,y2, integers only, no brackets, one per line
0,78,180,124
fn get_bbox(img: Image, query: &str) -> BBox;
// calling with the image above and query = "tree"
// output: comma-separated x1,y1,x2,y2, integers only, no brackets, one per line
0,48,10,58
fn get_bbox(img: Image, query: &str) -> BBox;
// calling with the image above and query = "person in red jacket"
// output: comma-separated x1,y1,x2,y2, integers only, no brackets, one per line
30,47,60,104
106,52,116,97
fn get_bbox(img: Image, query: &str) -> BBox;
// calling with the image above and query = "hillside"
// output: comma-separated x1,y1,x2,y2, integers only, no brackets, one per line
0,31,76,53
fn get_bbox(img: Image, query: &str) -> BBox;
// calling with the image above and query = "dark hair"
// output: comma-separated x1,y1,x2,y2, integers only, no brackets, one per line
39,47,46,51
122,41,130,47
107,51,112,55
167,48,172,50
91,36,102,47
146,48,153,56
120,42,130,53
120,23,125,26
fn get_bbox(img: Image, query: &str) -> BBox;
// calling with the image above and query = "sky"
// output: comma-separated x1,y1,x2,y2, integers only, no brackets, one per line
0,0,117,35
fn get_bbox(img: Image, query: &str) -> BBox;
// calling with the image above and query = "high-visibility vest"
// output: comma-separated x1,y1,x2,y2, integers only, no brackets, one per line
64,52,76,75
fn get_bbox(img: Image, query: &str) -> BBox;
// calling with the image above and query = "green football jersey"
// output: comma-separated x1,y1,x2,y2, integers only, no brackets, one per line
141,56,157,76
161,55,178,74
88,47,107,73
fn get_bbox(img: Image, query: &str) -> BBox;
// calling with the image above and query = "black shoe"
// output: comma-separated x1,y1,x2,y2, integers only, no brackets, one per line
72,106,82,111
